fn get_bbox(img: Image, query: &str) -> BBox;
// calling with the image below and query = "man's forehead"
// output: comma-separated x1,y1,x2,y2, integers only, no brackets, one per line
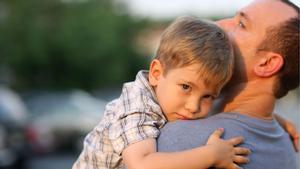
240,0,297,27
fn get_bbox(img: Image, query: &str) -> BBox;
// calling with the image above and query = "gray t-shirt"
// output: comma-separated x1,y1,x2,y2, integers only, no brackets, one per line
157,112,297,169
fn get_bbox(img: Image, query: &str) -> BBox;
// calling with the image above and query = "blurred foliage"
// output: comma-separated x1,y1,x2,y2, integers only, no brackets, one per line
0,0,151,90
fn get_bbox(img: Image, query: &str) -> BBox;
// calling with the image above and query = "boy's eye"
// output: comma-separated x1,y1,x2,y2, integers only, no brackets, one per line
181,84,190,91
202,95,214,100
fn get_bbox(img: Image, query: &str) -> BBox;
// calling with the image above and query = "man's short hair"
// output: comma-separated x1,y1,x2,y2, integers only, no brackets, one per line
154,16,234,90
257,0,299,98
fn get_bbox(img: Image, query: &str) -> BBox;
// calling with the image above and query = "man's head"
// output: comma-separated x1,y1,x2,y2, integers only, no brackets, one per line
154,16,234,90
258,1,299,98
217,0,299,98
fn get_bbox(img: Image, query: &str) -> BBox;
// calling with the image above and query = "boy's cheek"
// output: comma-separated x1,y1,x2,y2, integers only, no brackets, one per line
198,102,213,118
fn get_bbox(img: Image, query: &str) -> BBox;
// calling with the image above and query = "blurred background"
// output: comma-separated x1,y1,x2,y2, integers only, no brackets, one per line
0,0,299,169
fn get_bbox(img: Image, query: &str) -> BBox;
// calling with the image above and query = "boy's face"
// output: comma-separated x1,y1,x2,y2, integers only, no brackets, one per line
149,60,220,122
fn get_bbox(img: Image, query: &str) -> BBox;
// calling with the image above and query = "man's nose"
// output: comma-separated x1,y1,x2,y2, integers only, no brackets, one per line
216,18,234,33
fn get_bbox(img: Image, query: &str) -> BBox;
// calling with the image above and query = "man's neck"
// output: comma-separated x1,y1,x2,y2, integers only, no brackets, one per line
217,80,276,120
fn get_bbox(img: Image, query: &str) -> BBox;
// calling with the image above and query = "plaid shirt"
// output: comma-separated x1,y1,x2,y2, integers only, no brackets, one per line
72,70,167,169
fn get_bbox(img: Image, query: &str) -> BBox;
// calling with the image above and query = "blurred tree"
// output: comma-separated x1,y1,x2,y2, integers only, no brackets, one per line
0,0,150,90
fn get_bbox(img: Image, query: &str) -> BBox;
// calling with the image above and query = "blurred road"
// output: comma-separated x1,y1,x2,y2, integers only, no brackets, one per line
25,153,77,169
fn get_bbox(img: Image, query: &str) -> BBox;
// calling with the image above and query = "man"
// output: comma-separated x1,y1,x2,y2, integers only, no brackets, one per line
157,0,299,168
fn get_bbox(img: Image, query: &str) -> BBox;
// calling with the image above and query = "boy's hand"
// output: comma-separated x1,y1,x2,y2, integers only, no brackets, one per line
206,128,251,169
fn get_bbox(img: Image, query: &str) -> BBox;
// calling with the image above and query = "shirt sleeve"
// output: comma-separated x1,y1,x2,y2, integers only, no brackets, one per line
108,111,165,155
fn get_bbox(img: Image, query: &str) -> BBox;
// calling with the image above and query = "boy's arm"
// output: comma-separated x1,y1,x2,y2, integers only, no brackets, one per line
274,114,299,152
122,128,250,169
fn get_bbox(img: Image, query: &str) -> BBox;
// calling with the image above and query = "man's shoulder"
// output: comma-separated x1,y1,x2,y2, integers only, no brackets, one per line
157,112,287,152
157,113,240,151
161,113,242,132
161,112,281,131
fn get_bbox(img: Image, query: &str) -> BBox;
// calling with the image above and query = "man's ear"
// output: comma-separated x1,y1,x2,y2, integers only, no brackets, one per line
254,52,284,77
149,59,163,86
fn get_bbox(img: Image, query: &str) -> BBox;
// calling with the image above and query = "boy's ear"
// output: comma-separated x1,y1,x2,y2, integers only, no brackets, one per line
254,52,283,77
149,59,163,86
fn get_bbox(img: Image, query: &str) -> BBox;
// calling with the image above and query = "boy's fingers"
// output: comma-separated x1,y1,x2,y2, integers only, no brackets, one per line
234,147,251,155
211,128,224,138
227,136,244,145
228,163,243,169
233,155,249,164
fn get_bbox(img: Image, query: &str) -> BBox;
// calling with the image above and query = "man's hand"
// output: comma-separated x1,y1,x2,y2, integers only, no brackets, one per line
275,114,299,152
284,119,299,152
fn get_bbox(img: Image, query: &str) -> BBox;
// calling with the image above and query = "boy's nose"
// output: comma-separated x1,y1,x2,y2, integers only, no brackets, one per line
184,100,200,114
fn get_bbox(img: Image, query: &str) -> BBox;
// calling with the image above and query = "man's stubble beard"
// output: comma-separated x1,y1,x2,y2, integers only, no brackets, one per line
209,46,249,114
224,45,248,91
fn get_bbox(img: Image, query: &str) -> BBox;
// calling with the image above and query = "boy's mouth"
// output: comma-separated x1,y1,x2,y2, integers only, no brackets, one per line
176,113,190,120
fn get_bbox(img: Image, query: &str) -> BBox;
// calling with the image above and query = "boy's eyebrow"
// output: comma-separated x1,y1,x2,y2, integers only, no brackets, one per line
179,78,197,87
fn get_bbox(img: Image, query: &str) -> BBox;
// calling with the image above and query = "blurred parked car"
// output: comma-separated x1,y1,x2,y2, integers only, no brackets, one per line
24,90,106,154
0,86,29,169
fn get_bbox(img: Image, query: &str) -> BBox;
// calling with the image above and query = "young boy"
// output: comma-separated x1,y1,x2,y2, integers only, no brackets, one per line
72,16,249,169
72,16,251,169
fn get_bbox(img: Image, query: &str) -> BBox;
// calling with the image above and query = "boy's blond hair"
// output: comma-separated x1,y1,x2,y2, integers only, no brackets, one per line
154,16,234,90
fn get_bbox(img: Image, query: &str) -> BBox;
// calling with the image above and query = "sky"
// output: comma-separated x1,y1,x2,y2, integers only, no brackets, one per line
120,0,300,19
